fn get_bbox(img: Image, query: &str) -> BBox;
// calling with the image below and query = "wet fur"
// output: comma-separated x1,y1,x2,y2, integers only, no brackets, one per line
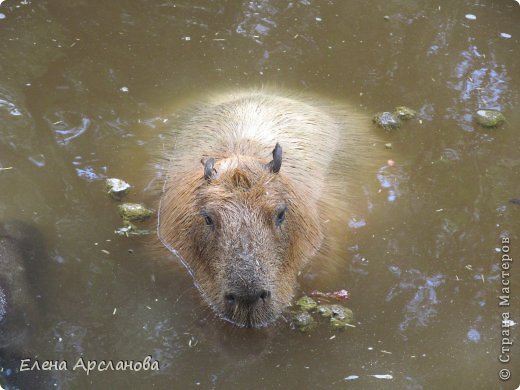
156,87,379,327
0,222,39,349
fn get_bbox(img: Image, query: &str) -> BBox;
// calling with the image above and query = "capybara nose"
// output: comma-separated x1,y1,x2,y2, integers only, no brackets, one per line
225,289,271,306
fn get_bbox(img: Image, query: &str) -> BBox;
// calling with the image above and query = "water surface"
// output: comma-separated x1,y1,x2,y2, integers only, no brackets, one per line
0,1,519,389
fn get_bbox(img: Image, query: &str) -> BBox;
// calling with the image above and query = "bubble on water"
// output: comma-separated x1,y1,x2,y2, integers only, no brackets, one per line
388,191,396,202
499,32,511,39
254,24,269,34
348,218,366,229
467,328,481,342
465,14,477,20
0,13,6,20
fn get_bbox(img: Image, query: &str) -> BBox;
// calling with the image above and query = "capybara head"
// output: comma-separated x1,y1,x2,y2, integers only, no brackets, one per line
159,144,322,327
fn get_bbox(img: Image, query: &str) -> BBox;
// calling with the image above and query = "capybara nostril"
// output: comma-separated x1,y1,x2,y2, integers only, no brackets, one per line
235,289,271,305
259,289,270,301
225,289,271,306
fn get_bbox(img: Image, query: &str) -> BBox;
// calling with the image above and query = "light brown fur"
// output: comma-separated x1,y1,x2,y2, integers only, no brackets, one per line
158,88,376,327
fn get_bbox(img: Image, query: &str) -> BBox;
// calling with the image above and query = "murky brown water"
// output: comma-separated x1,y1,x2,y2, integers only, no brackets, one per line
1,0,519,389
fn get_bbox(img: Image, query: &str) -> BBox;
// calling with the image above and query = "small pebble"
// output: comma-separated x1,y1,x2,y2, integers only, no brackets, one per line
105,178,131,200
475,109,505,128
292,312,315,332
118,203,153,222
394,106,417,120
295,296,317,311
373,112,401,131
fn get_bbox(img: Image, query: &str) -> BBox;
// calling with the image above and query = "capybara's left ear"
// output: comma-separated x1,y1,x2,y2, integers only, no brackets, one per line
266,142,282,173
202,157,216,181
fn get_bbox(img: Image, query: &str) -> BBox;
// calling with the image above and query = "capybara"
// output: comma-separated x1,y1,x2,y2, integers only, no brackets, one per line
158,88,375,327
0,223,37,350
0,222,45,387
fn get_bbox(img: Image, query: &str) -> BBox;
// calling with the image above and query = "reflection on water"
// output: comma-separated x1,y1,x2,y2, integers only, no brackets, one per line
376,161,407,203
0,0,519,389
45,111,92,146
0,98,22,117
448,42,511,131
387,267,445,334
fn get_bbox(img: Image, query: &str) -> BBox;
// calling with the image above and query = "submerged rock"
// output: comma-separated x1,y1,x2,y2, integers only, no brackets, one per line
475,109,505,128
292,294,354,332
329,305,354,330
330,305,354,321
330,317,352,330
317,304,333,318
105,178,131,200
292,311,316,332
295,296,317,312
117,203,153,222
394,106,417,120
373,112,401,131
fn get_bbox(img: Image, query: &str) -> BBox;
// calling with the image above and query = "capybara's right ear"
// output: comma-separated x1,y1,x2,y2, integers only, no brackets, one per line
202,157,216,181
266,142,282,174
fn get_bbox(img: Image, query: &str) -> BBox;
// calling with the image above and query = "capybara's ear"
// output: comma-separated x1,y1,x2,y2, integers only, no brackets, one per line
202,157,216,181
266,142,282,173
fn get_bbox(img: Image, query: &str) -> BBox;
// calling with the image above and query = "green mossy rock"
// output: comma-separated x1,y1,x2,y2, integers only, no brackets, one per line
475,109,505,128
117,203,153,222
330,305,354,322
292,311,316,332
295,296,317,312
373,112,401,131
394,106,417,120
317,304,333,318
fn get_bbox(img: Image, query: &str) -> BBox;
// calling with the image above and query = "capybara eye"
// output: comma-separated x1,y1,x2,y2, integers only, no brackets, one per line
275,206,287,227
202,211,214,227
